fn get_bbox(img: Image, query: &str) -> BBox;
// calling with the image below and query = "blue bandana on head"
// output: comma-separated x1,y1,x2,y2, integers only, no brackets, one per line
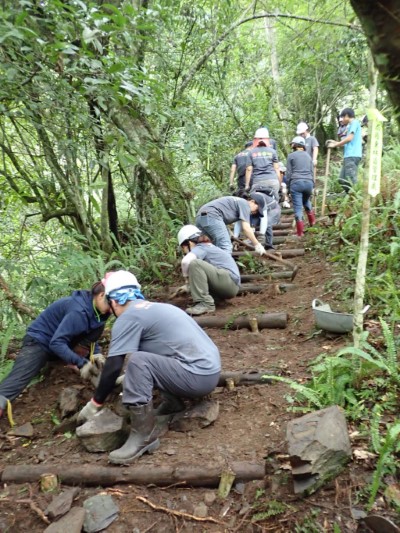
108,286,145,305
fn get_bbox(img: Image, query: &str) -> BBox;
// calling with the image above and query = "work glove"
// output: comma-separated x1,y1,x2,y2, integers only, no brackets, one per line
282,200,291,208
255,243,266,256
171,284,189,298
115,374,125,387
91,353,106,369
77,399,102,424
80,361,101,381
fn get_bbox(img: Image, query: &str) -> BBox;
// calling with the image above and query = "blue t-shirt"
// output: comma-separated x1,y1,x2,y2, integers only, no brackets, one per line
344,119,362,158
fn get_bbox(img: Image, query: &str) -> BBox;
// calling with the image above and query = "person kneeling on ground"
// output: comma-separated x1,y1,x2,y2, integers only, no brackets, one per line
286,136,316,237
77,270,221,464
0,282,111,420
196,194,267,254
177,225,240,316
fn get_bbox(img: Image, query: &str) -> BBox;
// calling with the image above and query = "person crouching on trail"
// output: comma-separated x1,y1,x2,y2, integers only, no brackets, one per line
0,282,111,421
176,225,240,316
77,270,221,465
286,136,316,237
196,194,267,254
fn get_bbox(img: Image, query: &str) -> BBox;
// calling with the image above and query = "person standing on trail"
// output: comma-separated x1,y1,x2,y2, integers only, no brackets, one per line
229,141,253,193
337,116,347,140
77,270,221,464
176,225,240,316
296,122,319,167
0,282,110,421
286,136,315,237
330,108,362,193
195,194,267,254
245,128,281,198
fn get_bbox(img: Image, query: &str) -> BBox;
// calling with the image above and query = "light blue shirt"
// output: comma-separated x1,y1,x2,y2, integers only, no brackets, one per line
344,119,362,158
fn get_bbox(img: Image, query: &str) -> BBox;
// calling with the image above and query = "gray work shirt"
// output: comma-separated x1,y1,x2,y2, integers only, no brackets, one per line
108,301,221,375
304,135,319,158
233,149,251,185
192,243,240,285
247,146,279,183
197,196,251,225
286,150,314,183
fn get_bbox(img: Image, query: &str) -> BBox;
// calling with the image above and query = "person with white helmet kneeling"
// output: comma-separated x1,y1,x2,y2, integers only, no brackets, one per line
77,270,221,464
177,225,240,316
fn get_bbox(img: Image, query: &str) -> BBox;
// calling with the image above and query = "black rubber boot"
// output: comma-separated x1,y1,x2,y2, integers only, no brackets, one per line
108,401,160,464
155,392,185,416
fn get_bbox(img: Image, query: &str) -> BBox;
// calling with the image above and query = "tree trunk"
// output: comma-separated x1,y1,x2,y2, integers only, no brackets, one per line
350,1,400,121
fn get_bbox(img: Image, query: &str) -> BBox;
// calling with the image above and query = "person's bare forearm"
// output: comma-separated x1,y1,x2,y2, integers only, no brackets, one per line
242,221,258,246
274,163,281,182
245,166,252,189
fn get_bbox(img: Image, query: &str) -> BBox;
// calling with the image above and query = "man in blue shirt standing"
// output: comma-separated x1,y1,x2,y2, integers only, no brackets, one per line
331,108,362,193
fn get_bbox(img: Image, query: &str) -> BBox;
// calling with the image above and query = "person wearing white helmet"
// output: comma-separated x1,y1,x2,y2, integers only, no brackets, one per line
77,270,221,464
286,136,316,237
296,122,319,166
177,225,240,315
244,128,280,198
195,194,267,254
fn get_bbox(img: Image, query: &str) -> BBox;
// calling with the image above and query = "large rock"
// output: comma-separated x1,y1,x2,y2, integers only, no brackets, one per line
170,400,219,432
44,507,86,533
76,409,128,452
8,422,34,438
59,387,81,419
45,487,80,520
286,405,351,495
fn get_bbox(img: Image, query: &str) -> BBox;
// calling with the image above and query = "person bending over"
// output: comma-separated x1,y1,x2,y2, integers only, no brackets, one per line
78,270,221,464
196,194,266,254
177,225,240,316
0,281,110,420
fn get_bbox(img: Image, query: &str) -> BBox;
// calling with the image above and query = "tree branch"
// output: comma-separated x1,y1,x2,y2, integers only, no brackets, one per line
0,274,36,319
176,11,361,100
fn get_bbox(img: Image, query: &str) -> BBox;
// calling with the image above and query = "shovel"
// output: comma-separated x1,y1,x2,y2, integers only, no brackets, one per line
231,236,299,281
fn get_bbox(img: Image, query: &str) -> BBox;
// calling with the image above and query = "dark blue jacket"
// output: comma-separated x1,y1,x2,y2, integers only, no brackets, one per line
27,290,109,368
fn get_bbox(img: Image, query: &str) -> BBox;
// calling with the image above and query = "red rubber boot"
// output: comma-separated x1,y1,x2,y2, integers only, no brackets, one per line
307,211,316,227
296,220,304,237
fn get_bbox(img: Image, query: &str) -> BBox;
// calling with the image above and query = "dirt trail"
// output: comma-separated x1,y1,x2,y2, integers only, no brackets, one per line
0,227,361,532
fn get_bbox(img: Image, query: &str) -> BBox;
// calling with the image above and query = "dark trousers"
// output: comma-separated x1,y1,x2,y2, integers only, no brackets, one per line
0,336,52,401
339,157,361,193
123,351,220,405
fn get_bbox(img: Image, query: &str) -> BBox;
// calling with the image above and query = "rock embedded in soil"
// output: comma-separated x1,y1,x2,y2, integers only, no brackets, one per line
44,507,86,533
286,405,351,495
58,387,81,419
8,422,34,438
193,502,209,518
170,400,219,432
45,487,80,520
83,494,119,533
76,409,128,452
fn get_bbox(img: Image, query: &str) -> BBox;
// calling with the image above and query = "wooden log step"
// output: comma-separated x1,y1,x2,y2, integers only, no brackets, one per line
233,249,304,259
239,283,296,294
281,208,294,215
240,272,293,282
194,312,287,330
272,223,292,230
1,462,266,488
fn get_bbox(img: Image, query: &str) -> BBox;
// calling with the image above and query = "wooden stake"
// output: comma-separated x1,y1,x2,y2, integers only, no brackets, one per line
248,317,259,333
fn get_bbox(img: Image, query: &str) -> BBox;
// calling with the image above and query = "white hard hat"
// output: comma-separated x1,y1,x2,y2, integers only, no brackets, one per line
291,136,306,147
254,127,270,139
177,225,201,246
296,122,308,134
104,270,141,295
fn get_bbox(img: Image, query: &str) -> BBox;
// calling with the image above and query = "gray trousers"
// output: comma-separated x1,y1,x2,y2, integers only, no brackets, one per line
0,336,51,402
339,157,361,193
188,259,239,306
123,351,220,405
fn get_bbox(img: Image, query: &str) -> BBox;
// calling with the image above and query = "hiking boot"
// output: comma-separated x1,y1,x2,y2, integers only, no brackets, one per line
306,211,316,227
186,303,216,316
296,220,304,237
108,401,160,465
155,392,185,416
